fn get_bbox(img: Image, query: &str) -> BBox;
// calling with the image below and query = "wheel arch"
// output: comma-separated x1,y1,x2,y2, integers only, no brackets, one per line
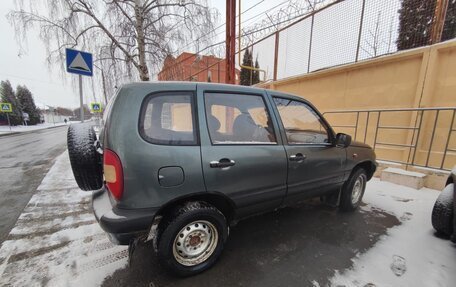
447,166,456,186
154,191,237,224
353,160,377,180
446,175,454,187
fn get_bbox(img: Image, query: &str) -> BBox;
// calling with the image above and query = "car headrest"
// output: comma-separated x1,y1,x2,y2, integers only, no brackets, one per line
208,114,221,132
233,113,256,141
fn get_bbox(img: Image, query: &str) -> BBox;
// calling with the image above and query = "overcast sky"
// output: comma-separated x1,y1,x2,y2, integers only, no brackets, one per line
0,0,284,109
0,1,79,109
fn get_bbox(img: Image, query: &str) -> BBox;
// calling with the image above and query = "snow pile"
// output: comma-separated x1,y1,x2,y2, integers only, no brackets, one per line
0,122,70,134
0,151,127,287
330,178,456,287
382,167,426,178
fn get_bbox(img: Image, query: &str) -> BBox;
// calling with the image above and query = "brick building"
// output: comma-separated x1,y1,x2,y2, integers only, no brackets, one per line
158,52,239,83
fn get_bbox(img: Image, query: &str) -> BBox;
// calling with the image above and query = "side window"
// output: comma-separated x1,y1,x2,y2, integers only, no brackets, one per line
204,93,276,144
273,97,330,144
140,93,197,145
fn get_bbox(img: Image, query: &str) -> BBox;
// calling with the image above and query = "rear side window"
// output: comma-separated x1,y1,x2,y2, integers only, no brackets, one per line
139,92,197,145
204,92,276,144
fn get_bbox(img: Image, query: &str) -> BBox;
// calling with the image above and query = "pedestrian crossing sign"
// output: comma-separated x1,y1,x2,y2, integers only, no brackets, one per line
90,103,102,113
0,103,12,113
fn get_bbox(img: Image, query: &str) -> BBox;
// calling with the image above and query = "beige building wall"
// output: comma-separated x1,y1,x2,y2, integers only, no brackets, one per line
259,40,456,170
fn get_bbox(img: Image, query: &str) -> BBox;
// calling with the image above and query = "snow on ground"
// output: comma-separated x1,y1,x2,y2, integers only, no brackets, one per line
382,167,426,178
0,122,69,135
0,151,127,287
330,178,456,287
0,151,455,286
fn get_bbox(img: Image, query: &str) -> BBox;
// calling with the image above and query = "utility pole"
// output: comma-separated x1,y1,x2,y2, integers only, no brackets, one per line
430,0,449,44
225,0,236,84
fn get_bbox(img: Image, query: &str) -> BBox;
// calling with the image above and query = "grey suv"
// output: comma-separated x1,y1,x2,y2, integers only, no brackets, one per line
67,82,377,276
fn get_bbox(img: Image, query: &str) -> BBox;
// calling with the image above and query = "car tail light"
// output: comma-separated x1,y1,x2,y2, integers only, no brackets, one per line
103,149,124,200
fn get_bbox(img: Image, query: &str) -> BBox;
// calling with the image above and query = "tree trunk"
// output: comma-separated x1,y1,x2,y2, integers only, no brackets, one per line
135,0,150,81
101,69,108,104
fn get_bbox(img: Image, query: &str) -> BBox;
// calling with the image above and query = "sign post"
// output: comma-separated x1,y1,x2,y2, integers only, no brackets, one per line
66,48,93,123
22,112,29,126
79,75,83,122
1,103,13,132
90,102,102,127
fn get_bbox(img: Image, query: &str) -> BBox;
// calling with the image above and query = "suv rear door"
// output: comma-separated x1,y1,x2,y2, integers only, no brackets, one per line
113,83,206,208
267,92,346,204
197,84,287,218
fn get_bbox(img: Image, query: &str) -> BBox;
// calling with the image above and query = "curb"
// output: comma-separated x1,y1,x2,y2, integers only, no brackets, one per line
0,125,68,138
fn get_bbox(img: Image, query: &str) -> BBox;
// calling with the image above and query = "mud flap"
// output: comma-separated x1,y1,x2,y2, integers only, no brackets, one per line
321,189,341,208
128,237,140,267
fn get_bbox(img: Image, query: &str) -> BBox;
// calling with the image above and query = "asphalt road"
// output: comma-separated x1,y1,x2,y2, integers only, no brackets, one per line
103,200,400,287
0,126,68,243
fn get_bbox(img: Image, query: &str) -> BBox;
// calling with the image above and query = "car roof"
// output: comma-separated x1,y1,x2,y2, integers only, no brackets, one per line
120,81,306,102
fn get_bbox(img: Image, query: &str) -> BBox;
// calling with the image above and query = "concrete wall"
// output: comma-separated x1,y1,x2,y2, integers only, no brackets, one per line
43,113,68,124
259,40,456,170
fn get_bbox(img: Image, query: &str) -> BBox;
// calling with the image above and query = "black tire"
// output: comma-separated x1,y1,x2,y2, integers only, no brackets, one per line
67,123,103,191
339,168,367,211
157,202,228,277
431,183,454,237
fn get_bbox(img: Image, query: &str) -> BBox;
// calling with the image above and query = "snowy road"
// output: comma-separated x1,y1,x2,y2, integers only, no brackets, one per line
0,126,68,243
0,150,454,286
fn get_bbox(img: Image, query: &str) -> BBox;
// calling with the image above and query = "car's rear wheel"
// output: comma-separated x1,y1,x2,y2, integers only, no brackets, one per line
67,123,103,191
431,183,454,237
339,168,367,211
157,202,228,276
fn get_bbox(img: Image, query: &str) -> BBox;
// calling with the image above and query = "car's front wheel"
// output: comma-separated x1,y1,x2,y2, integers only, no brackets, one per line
157,202,228,276
339,168,367,211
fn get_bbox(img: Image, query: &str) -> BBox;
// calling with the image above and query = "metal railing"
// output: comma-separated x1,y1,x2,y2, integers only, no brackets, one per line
323,107,456,171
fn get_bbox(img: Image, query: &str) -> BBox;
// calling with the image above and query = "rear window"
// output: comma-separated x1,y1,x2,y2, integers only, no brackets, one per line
139,92,197,145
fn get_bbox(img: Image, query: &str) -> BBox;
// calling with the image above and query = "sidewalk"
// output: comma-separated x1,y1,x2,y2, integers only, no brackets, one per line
0,151,127,286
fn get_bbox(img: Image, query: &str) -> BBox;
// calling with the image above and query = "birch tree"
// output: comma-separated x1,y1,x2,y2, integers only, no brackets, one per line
9,0,218,93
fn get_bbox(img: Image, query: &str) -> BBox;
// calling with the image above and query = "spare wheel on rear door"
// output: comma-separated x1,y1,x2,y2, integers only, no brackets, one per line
67,123,103,191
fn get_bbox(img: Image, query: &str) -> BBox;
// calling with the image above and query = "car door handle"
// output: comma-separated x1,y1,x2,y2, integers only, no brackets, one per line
289,153,306,162
210,158,236,168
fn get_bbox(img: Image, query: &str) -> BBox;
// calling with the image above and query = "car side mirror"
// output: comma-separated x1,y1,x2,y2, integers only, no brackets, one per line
336,133,351,148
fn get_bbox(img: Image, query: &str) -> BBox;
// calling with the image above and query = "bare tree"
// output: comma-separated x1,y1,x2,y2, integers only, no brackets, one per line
385,16,395,54
362,11,382,58
8,0,218,91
